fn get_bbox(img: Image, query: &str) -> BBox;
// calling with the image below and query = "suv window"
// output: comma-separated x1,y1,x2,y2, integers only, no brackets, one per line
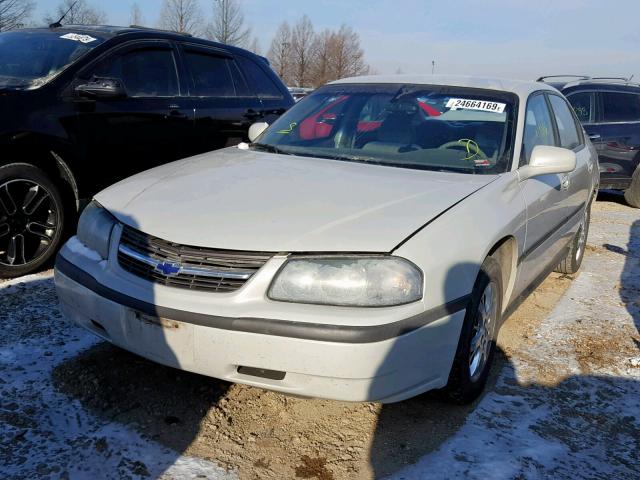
567,92,593,123
601,92,640,122
184,50,235,97
235,56,283,99
92,47,178,97
522,94,555,165
548,94,582,150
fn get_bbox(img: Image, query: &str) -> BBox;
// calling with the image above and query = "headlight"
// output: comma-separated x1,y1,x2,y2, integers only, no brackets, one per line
268,256,423,307
76,201,116,259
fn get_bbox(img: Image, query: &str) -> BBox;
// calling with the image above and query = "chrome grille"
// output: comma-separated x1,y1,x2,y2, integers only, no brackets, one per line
117,226,273,292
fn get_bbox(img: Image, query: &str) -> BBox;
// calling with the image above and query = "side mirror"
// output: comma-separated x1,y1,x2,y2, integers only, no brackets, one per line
248,122,269,142
519,145,576,181
75,77,127,99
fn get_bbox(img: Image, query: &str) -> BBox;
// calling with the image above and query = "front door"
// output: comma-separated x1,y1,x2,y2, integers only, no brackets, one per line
69,40,192,195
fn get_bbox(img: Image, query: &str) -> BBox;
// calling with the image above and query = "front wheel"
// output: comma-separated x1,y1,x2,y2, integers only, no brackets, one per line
441,256,502,404
0,163,65,278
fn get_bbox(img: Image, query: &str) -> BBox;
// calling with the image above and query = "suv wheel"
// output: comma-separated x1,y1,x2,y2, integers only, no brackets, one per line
624,165,640,208
0,163,65,278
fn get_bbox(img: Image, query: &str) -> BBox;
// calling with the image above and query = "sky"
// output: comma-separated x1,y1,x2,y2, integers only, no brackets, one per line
33,0,640,80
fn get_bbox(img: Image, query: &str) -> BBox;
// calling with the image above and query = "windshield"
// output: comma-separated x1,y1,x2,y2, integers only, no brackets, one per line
0,30,105,88
254,84,517,174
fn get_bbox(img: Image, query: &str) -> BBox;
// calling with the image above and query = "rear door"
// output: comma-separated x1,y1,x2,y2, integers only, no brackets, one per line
70,40,191,193
179,43,262,152
235,55,291,124
593,91,640,187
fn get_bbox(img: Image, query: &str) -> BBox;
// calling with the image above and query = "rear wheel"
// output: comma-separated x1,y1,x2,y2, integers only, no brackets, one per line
0,163,65,278
555,203,590,275
441,256,502,404
624,166,640,208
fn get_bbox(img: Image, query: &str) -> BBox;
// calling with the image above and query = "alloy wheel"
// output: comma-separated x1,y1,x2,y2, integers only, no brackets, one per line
469,282,497,382
0,179,60,267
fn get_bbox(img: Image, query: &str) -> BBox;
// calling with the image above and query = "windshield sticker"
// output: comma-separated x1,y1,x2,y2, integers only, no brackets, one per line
446,98,506,113
60,33,97,44
276,122,297,134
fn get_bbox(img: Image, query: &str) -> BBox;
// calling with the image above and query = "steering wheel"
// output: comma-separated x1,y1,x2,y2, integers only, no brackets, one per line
438,139,489,161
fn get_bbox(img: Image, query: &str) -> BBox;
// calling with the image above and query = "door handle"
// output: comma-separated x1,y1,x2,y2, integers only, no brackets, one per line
588,134,601,141
165,109,188,120
244,109,264,120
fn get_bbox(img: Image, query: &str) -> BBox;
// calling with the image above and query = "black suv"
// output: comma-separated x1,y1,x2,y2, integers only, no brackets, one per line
539,76,640,207
0,25,294,277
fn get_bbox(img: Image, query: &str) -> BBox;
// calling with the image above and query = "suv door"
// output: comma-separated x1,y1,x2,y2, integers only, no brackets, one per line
516,92,583,291
69,40,191,193
592,91,640,188
179,44,262,152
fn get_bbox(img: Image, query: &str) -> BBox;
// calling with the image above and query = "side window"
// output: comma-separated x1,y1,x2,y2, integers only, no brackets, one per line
601,92,640,122
521,94,555,165
567,92,593,123
183,51,235,97
548,94,582,150
235,56,283,99
92,48,178,97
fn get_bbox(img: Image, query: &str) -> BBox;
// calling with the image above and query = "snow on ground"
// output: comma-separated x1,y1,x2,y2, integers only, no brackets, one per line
389,198,640,480
0,273,236,480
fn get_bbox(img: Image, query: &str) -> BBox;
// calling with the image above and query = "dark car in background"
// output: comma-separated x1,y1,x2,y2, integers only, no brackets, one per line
539,76,640,207
0,25,294,277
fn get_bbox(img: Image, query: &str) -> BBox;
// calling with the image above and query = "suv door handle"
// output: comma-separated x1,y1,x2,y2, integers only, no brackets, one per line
244,109,264,120
165,109,188,120
588,134,601,140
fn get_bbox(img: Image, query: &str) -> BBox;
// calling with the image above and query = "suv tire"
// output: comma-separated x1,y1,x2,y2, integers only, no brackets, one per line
624,166,640,208
0,163,65,278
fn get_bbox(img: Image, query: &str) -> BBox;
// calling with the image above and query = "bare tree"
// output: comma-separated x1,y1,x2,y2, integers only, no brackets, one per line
43,0,107,26
0,0,33,31
329,25,369,81
290,15,315,87
206,0,250,47
248,37,261,55
158,0,201,35
129,2,144,26
312,29,334,86
267,21,292,84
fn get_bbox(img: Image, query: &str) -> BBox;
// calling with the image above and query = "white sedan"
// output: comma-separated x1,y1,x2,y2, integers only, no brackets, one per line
54,75,599,403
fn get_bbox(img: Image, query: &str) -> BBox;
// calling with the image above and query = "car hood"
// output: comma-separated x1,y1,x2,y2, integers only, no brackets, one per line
95,148,497,252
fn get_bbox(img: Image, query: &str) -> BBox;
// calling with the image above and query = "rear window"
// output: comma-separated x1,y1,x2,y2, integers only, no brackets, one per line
236,56,283,99
601,92,640,122
184,51,235,97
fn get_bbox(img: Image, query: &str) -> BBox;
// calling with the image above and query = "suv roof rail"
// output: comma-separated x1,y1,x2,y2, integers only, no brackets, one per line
537,75,590,82
538,75,640,88
125,24,193,37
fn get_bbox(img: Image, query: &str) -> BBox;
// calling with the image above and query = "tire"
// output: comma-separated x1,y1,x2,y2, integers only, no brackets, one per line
0,163,65,278
441,256,502,404
555,202,591,275
624,166,640,208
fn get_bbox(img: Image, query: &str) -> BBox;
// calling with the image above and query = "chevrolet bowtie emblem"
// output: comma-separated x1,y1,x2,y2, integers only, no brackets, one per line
154,262,182,276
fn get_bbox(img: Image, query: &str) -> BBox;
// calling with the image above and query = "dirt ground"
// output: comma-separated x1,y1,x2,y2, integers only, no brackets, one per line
2,193,638,480
51,228,576,480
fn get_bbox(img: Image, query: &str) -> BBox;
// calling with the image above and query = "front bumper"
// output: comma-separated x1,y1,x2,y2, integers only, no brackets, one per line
54,241,466,403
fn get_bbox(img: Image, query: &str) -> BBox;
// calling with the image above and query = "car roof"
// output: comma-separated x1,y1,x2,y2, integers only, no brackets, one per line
330,74,557,99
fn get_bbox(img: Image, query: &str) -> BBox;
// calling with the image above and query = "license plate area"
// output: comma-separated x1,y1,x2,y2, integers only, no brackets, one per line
125,309,195,367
